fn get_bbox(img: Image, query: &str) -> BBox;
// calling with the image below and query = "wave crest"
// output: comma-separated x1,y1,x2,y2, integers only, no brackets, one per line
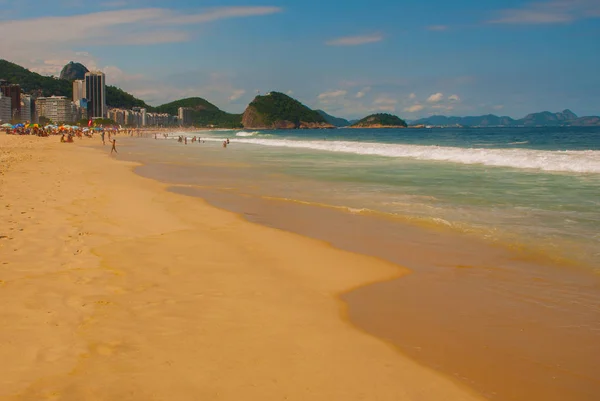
236,131,260,137
231,138,600,174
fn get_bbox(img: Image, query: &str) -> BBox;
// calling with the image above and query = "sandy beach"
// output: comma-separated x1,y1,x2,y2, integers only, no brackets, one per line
0,134,483,400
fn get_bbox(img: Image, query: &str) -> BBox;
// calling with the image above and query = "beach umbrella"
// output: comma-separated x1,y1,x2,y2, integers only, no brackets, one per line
14,123,25,128
1,123,13,128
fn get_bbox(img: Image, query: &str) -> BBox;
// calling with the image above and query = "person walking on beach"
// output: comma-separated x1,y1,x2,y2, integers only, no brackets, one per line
100,131,105,145
111,139,118,155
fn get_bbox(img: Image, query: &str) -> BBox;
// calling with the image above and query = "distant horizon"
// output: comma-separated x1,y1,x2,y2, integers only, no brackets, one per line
4,57,600,123
0,0,598,119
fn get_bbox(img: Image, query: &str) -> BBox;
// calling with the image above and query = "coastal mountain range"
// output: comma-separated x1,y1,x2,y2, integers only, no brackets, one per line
412,110,600,127
1,59,599,128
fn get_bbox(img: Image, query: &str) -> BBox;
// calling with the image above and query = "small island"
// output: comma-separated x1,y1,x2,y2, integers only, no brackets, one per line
350,113,408,128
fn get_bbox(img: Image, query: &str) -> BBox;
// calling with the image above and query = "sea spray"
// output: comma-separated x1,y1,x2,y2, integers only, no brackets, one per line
207,137,600,174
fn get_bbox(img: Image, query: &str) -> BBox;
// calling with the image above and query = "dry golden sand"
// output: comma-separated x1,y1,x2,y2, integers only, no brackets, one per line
0,134,483,401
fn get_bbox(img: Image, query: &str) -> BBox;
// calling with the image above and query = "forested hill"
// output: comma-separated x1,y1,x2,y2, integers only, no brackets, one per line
155,97,243,128
241,92,333,129
351,113,408,128
0,59,152,110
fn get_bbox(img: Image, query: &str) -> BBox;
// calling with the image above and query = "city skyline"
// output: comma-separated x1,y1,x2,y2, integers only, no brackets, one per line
0,0,599,119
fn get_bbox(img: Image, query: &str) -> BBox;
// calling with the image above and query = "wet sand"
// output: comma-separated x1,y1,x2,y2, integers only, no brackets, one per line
0,134,484,400
124,137,600,401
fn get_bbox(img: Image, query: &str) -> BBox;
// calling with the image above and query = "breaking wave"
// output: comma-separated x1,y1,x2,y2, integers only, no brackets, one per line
235,131,261,137
229,138,600,174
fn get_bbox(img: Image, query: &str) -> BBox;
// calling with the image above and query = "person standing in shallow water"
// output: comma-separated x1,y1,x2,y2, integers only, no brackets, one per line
111,139,118,155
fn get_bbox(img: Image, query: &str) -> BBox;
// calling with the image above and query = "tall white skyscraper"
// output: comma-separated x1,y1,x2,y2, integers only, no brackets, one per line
73,80,86,103
20,95,32,122
0,92,11,122
84,71,106,118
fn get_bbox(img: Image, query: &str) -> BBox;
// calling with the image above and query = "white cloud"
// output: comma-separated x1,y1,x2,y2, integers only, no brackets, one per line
493,105,505,110
427,92,444,103
318,90,348,100
229,89,246,101
286,90,294,95
355,87,371,98
432,104,454,111
404,104,424,113
448,94,461,101
0,6,282,75
427,25,448,31
409,93,416,99
374,97,397,105
488,0,600,25
326,33,383,46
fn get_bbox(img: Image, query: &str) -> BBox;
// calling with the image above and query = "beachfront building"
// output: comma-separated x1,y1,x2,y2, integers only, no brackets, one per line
0,92,11,122
108,107,148,127
20,95,32,122
178,107,193,126
36,96,76,123
146,112,178,127
73,80,86,103
85,71,106,118
0,81,21,120
140,108,147,126
74,99,88,121
108,108,126,126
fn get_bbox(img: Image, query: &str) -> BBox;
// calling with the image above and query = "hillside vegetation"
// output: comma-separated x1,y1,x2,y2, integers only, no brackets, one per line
242,92,333,129
0,59,152,110
351,113,407,128
155,97,242,128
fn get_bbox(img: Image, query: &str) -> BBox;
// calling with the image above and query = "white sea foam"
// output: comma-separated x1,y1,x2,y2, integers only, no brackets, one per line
227,138,600,174
235,131,260,137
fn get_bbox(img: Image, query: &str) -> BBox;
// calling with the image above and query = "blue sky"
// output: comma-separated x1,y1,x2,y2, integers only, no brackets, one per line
0,0,599,119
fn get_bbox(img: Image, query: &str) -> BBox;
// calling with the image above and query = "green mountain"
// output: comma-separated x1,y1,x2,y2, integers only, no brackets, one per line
242,92,333,129
412,114,516,127
59,61,88,81
155,97,242,128
351,113,407,128
0,59,72,97
316,109,350,127
0,59,152,110
106,86,152,110
517,109,578,126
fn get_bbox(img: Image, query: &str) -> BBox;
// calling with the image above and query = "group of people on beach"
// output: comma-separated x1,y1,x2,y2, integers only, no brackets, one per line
176,135,229,147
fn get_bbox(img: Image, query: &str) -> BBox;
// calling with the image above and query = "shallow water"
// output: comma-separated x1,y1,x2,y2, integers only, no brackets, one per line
139,127,600,269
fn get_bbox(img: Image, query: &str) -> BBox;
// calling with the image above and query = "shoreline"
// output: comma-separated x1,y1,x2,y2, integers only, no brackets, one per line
0,134,484,400
162,184,600,401
118,136,599,401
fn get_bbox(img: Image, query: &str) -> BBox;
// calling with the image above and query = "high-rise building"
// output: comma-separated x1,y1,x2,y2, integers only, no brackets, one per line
178,107,193,126
0,82,21,119
84,71,106,118
73,80,86,103
36,96,75,123
20,95,32,122
0,92,11,122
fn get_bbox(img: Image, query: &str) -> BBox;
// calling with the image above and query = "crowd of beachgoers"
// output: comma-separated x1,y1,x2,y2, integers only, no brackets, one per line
2,122,122,138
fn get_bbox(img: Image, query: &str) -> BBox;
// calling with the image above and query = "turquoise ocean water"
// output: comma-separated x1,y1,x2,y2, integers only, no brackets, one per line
162,127,600,268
